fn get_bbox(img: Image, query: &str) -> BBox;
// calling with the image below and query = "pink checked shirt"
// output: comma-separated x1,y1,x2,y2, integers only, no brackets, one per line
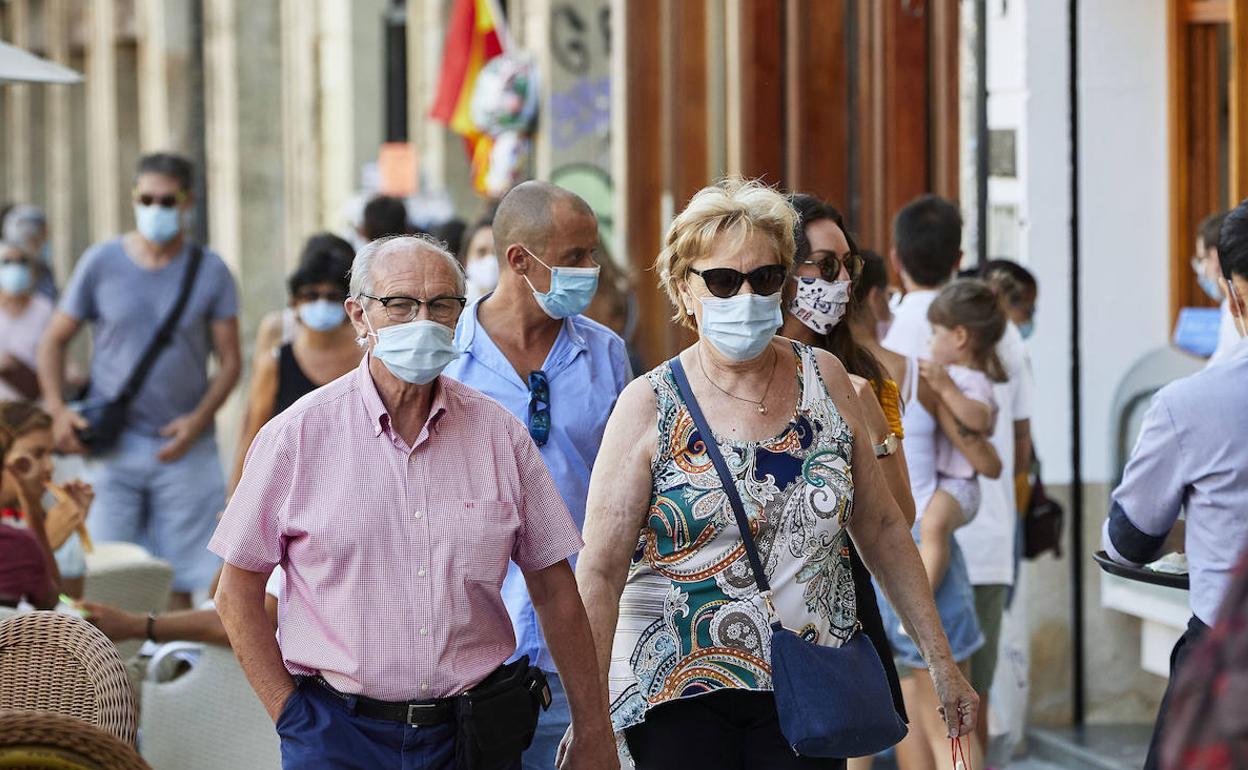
209,356,582,701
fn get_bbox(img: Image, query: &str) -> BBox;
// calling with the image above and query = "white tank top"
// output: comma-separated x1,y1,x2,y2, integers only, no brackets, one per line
902,356,938,515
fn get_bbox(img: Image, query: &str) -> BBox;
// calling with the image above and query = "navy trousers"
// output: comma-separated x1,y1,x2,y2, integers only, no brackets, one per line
276,678,521,770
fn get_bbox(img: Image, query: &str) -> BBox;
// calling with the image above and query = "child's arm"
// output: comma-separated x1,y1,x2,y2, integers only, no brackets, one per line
934,403,1002,479
918,360,994,434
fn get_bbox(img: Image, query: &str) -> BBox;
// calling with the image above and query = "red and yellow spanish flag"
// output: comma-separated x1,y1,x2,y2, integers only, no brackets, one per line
429,0,504,193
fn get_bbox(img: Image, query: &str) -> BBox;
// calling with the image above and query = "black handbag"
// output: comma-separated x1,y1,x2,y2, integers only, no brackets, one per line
75,245,204,454
668,356,908,758
1022,459,1064,560
453,655,551,770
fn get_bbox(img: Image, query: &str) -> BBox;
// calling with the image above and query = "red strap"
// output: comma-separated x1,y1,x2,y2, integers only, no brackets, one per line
950,737,972,770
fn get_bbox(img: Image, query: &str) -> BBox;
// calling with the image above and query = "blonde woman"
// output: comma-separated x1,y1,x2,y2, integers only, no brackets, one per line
573,180,977,769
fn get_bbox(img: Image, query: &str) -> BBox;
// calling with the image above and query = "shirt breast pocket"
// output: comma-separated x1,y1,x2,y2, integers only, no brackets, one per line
445,500,518,585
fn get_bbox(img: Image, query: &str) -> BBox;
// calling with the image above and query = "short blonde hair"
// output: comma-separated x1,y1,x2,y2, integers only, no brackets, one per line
656,178,797,328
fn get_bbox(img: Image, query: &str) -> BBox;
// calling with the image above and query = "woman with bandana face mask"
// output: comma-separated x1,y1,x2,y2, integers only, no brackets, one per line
778,196,918,768
228,238,362,493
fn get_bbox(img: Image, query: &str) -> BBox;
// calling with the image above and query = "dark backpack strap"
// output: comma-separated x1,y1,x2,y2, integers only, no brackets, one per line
668,356,772,594
116,244,204,405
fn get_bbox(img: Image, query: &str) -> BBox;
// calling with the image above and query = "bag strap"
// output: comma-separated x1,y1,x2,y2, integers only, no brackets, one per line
668,356,772,595
116,244,204,406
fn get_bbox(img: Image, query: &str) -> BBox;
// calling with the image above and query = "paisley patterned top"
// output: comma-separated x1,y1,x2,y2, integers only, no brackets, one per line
608,341,858,733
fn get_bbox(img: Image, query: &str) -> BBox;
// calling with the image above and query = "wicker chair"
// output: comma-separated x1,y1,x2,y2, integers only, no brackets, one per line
139,642,282,769
84,542,175,662
0,611,137,745
0,709,151,769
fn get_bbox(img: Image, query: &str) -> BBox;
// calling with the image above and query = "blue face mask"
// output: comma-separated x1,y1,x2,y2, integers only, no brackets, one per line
298,299,347,332
365,314,460,385
134,204,182,244
698,292,783,362
1018,320,1035,340
1197,274,1224,302
522,247,600,319
0,263,33,295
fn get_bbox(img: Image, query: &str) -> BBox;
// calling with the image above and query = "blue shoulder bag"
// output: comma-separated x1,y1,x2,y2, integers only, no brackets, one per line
669,356,908,759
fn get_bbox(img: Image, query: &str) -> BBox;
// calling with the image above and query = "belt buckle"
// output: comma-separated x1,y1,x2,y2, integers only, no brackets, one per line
406,703,440,725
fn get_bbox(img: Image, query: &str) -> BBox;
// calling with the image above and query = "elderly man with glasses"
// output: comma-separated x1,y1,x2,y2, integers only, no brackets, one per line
212,235,617,770
443,181,631,770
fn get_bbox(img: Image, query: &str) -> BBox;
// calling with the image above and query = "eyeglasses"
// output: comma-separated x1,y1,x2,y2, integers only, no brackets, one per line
799,249,862,282
133,192,185,208
527,370,550,447
295,288,347,304
359,293,467,323
689,264,787,299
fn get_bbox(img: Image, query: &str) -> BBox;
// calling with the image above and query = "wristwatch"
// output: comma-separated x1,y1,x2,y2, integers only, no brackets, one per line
874,433,899,458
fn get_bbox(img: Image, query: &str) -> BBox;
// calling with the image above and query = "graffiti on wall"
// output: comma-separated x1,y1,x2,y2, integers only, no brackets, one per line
548,2,615,252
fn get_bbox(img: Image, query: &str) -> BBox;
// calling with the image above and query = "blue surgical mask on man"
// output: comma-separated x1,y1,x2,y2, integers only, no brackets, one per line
521,246,599,319
298,299,347,332
135,204,182,244
0,262,33,295
698,292,783,362
1018,319,1035,340
364,311,460,385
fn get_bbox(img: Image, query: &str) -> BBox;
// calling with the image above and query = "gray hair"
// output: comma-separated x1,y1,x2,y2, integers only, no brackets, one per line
2,205,47,247
349,234,466,297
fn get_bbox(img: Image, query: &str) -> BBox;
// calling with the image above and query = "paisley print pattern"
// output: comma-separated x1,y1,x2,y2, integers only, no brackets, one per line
608,342,857,734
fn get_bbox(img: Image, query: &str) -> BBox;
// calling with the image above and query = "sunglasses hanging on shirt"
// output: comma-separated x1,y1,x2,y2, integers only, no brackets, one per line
527,370,550,447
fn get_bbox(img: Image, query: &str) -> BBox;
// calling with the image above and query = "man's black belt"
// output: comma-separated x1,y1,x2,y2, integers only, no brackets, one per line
312,676,455,726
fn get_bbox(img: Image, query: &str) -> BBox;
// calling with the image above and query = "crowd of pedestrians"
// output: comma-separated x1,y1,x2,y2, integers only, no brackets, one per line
1,149,1245,770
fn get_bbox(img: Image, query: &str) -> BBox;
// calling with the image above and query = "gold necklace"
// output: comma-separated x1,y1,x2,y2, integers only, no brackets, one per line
696,344,777,414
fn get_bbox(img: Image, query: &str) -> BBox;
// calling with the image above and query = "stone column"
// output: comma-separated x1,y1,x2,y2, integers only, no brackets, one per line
5,0,32,203
201,0,287,461
407,0,448,196
86,0,120,241
44,0,76,284
280,0,321,264
316,0,356,237
136,0,171,151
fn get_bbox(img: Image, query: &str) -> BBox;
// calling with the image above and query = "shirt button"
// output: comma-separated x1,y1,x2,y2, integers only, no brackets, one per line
420,627,428,636
414,511,423,519
418,569,426,577
421,682,429,692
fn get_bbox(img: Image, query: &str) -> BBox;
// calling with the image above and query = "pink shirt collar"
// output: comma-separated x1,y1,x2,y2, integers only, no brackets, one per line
356,353,450,440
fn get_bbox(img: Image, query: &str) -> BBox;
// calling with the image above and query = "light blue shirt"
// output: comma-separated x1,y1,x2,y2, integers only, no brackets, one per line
1103,335,1248,625
444,298,632,671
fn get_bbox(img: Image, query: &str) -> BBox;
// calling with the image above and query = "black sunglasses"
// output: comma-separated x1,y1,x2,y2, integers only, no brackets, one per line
134,193,183,208
689,264,787,299
799,249,863,282
527,370,550,447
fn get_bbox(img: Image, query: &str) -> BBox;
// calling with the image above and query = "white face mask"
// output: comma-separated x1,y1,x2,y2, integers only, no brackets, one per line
698,293,783,362
789,277,850,335
465,256,500,300
364,313,460,385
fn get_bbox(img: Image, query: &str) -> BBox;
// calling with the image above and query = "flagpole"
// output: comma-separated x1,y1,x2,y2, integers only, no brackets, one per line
485,0,514,53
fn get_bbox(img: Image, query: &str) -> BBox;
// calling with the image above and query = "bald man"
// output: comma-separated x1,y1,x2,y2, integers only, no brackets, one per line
445,182,632,768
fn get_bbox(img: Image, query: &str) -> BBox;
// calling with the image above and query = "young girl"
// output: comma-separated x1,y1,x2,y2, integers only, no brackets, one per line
0,401,94,599
917,279,1007,589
